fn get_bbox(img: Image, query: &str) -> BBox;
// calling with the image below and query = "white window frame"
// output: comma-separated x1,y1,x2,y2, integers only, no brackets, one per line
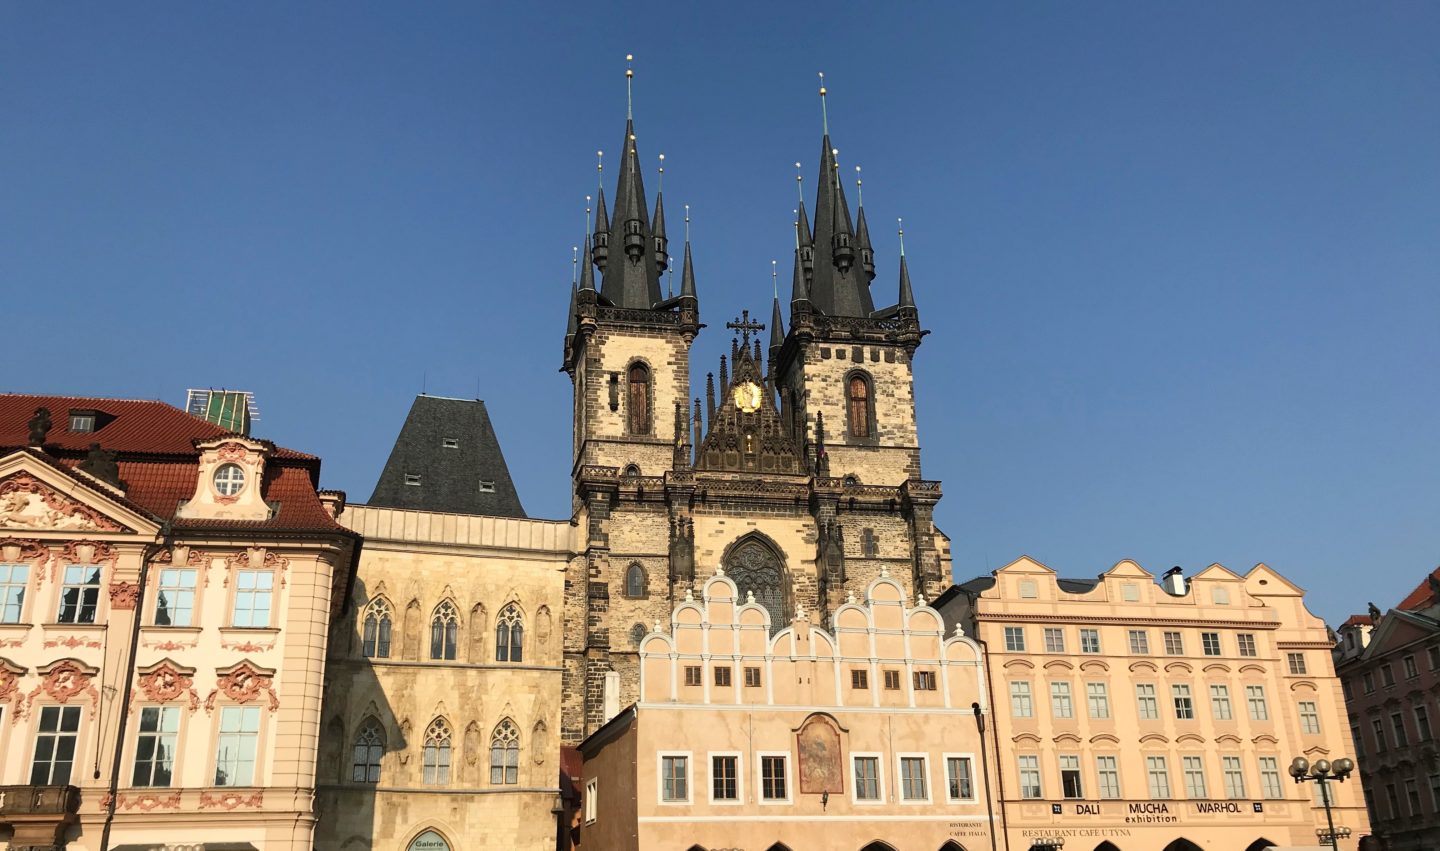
1095,754,1121,799
1259,756,1283,799
896,752,931,804
229,568,274,628
656,751,692,805
942,752,978,803
213,704,262,787
756,750,792,805
1128,630,1149,654
583,778,597,824
1043,628,1065,653
1222,755,1247,799
1136,683,1159,720
1299,701,1321,734
1059,753,1084,799
1181,755,1207,799
1201,632,1222,656
1146,755,1172,798
1050,681,1074,719
1010,681,1033,718
1018,754,1042,799
1086,682,1110,719
1079,628,1101,654
0,563,30,624
153,566,198,627
1210,684,1233,720
1004,627,1026,652
707,750,743,805
404,473,421,486
131,705,182,788
851,752,886,804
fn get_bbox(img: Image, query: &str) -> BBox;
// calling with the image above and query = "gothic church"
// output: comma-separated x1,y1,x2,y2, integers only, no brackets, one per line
559,96,951,743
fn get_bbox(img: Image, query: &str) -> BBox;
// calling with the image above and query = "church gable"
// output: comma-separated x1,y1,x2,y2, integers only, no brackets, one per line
696,320,802,474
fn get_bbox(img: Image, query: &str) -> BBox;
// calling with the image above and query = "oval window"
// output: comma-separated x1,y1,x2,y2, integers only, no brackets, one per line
214,463,246,497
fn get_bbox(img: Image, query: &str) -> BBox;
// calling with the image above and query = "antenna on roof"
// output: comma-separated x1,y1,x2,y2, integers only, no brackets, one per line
626,54,634,120
818,72,829,135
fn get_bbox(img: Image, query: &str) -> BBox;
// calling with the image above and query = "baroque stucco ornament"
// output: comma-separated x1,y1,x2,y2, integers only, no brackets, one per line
136,663,200,713
204,662,280,713
0,472,124,531
26,659,101,719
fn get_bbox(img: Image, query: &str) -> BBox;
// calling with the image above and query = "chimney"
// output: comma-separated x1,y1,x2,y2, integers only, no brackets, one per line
1161,566,1187,596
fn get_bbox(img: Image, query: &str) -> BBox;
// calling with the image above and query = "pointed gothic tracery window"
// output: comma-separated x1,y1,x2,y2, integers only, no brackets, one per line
848,374,872,439
362,598,393,658
624,563,647,599
351,721,384,783
489,719,520,785
628,363,651,434
422,718,452,785
496,604,524,663
429,601,458,661
725,537,786,635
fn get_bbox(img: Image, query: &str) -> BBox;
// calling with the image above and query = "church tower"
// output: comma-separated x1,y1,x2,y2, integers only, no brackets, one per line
559,73,948,745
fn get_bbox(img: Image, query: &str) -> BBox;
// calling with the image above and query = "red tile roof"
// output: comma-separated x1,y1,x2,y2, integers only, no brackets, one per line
1397,567,1440,612
1,394,342,532
1341,614,1374,628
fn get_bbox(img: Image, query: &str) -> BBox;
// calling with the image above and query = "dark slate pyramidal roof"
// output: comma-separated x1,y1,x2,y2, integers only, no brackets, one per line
368,395,525,518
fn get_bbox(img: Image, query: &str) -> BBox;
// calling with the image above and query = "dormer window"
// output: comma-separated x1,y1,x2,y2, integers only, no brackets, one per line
441,438,459,449
478,480,496,493
214,464,246,497
404,474,421,487
69,412,96,433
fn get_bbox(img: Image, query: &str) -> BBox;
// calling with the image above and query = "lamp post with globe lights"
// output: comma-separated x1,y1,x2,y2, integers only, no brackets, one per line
1290,756,1355,850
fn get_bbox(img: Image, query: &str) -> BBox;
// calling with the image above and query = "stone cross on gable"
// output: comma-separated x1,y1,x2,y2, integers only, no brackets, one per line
725,310,765,347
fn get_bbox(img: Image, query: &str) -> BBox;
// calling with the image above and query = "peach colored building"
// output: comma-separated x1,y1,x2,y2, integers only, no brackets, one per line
935,557,1370,851
0,394,357,851
579,570,996,851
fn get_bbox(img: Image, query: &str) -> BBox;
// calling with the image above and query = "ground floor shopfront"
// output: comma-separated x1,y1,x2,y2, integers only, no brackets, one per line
1004,796,1360,851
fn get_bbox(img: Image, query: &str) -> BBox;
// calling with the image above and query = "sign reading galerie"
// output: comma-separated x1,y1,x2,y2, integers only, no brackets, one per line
407,830,450,851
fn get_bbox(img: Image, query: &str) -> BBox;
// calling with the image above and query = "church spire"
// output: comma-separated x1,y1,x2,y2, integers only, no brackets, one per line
592,153,609,274
579,234,596,293
599,59,664,310
897,219,916,311
679,205,697,299
652,154,669,274
806,75,874,318
854,166,875,280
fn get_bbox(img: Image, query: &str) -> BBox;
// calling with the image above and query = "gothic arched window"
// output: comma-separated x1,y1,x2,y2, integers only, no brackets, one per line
495,604,524,663
430,601,459,661
847,373,873,439
628,363,651,435
725,536,787,635
422,718,452,785
624,563,647,599
489,719,520,785
361,598,393,658
351,721,384,783
630,622,648,647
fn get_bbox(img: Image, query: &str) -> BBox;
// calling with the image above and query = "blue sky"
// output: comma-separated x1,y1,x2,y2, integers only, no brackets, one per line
4,3,1437,625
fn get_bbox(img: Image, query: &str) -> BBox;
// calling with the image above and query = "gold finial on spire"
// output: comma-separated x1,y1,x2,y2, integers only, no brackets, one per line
667,256,674,298
898,217,906,256
684,204,691,242
855,165,863,206
658,153,665,192
772,260,779,298
818,71,829,135
626,54,634,120
584,195,592,234
595,150,603,191
795,161,804,204
793,209,800,250
572,245,579,285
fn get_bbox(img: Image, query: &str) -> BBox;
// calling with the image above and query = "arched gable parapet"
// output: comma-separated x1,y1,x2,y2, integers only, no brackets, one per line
809,628,837,657
1138,733,1169,745
865,573,907,605
639,631,674,655
1129,661,1158,673
1042,660,1075,672
1011,732,1042,744
735,601,771,630
1089,733,1121,745
1288,680,1319,692
1163,661,1193,675
1002,659,1035,671
702,571,739,603
1175,733,1206,745
1202,663,1231,675
832,601,875,632
1079,660,1110,673
672,601,706,627
943,634,984,663
905,607,943,635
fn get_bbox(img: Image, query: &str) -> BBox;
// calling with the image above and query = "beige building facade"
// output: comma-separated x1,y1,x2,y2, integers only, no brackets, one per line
580,570,994,851
313,503,572,851
0,393,357,851
935,557,1370,851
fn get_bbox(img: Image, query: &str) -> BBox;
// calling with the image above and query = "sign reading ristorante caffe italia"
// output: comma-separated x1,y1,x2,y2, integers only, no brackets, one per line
1048,801,1266,823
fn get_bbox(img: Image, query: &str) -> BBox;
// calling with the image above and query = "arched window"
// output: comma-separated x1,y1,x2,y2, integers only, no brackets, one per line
430,601,458,661
489,719,520,785
630,623,648,647
847,373,872,439
622,463,641,478
351,721,384,783
624,563,647,599
725,536,787,635
496,604,524,663
628,363,651,434
422,718,452,785
361,598,393,658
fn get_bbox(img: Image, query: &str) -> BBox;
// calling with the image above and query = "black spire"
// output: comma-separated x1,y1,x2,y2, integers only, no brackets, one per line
809,134,874,317
592,187,609,273
565,278,579,339
579,235,596,293
600,119,664,309
769,296,785,352
898,253,915,309
855,204,875,280
789,245,809,305
679,235,697,299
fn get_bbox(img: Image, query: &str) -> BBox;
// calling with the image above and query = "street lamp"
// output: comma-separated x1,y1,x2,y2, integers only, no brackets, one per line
1318,827,1353,845
1029,839,1065,850
1290,756,1355,850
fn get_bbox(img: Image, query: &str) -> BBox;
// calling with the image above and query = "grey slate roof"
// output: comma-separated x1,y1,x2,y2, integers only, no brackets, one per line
368,395,526,518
